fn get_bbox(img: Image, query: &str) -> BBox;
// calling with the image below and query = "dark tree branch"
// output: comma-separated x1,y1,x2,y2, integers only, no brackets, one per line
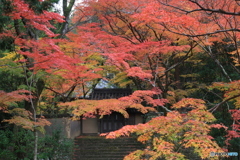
209,93,240,112
162,23,240,37
159,42,197,78
158,0,240,16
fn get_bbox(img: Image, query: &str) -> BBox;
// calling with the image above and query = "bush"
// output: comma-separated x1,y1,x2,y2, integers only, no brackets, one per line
0,128,34,160
0,127,74,160
38,129,75,160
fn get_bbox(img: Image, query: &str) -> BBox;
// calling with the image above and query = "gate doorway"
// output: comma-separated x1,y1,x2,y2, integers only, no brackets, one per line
100,112,125,133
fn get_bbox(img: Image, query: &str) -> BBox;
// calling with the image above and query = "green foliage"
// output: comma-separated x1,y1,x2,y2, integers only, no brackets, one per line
0,54,25,92
227,138,240,153
0,127,74,160
0,129,15,160
0,70,25,92
38,129,75,160
0,0,12,29
0,128,34,160
0,1,14,52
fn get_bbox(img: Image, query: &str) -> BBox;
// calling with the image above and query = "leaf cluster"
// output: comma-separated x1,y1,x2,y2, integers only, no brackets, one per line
104,98,224,160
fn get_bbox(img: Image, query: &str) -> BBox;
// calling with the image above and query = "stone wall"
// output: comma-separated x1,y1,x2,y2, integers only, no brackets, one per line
41,114,143,138
82,118,98,134
42,118,81,139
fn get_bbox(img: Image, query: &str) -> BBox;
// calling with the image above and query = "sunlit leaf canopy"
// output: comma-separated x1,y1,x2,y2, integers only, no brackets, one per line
0,0,240,159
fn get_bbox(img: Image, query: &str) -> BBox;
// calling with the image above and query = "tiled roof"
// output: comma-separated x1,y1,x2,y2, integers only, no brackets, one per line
89,88,139,113
90,88,132,100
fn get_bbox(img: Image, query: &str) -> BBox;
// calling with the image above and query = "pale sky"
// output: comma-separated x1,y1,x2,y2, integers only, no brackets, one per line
54,0,83,15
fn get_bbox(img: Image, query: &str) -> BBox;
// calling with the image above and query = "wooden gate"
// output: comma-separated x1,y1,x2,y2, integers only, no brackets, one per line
100,112,125,133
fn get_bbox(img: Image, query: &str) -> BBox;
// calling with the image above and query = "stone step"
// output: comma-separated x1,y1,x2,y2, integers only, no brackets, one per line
74,136,144,160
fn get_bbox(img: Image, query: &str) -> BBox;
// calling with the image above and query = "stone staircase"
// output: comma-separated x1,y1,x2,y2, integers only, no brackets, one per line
73,136,144,160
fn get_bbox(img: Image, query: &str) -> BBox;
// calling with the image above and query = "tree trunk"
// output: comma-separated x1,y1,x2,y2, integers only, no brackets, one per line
34,129,38,160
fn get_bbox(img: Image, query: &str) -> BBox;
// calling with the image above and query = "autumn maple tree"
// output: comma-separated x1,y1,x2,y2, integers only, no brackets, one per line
103,98,224,160
72,0,198,101
64,0,240,159
1,0,240,159
157,0,240,153
0,0,80,159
